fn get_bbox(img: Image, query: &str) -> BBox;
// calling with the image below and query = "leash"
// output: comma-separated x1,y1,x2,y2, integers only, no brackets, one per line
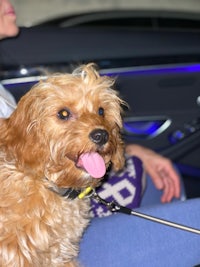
79,187,200,236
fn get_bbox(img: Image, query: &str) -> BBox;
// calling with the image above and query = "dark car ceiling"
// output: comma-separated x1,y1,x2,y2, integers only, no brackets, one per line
1,26,200,68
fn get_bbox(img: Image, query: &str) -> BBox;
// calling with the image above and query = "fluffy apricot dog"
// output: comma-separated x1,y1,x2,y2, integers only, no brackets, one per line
0,64,125,266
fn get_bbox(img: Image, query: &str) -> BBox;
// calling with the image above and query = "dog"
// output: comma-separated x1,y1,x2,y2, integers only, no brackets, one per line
0,63,125,266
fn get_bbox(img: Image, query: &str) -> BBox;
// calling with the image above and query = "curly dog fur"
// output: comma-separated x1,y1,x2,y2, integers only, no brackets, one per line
0,64,125,266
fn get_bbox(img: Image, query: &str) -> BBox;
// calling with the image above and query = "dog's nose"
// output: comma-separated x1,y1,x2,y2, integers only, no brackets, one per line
89,129,109,146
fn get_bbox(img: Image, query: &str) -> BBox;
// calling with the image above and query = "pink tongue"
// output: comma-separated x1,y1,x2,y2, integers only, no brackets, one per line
78,152,106,178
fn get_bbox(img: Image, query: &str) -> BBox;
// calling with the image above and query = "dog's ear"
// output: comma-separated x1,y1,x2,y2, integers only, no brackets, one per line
111,136,125,172
0,118,9,141
0,108,47,167
0,117,7,126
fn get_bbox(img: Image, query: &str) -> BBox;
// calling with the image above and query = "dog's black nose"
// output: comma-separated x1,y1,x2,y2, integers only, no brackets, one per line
89,129,109,146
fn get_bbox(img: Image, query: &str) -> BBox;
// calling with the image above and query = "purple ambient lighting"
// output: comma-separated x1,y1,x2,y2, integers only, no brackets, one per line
104,63,200,76
123,120,165,138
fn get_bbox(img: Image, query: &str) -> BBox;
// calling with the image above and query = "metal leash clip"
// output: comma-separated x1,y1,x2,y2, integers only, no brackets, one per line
91,190,132,214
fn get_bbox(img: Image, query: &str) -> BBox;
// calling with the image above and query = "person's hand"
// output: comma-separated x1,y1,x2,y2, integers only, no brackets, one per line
125,144,181,203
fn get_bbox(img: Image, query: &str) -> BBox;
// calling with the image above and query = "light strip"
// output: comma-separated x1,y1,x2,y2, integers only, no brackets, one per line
100,63,200,76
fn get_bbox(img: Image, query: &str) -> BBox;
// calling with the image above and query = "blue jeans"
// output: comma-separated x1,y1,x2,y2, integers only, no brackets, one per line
79,198,200,267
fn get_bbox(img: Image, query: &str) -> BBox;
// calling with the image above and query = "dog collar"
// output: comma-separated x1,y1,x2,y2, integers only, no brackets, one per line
49,186,93,200
59,188,81,199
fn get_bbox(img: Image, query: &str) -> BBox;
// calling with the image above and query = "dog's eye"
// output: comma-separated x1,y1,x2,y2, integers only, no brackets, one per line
98,107,104,116
58,108,71,120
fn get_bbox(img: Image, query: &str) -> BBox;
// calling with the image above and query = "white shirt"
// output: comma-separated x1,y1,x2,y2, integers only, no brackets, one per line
0,84,16,118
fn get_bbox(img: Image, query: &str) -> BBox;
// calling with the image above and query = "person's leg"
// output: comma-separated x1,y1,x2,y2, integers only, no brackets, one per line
79,198,200,267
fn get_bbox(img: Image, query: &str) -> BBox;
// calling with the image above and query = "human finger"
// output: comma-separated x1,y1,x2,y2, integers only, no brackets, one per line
160,172,176,203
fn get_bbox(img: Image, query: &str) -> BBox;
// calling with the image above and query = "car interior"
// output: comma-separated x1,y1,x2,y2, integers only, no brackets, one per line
0,9,200,199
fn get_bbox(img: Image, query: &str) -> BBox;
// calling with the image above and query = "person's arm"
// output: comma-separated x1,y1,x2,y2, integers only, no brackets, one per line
125,144,181,203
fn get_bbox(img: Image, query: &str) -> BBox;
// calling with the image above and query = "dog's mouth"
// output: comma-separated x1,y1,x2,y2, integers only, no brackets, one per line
76,152,106,179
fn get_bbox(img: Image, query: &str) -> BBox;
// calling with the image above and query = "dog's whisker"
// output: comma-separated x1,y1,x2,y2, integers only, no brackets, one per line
26,120,38,133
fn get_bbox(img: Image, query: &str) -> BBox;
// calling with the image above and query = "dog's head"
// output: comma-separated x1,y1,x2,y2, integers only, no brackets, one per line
0,64,125,188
